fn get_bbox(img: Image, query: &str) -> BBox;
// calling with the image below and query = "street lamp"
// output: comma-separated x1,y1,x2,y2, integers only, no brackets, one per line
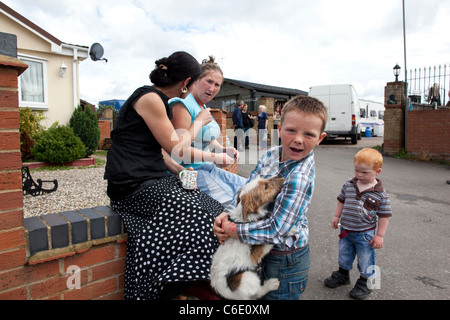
393,64,401,82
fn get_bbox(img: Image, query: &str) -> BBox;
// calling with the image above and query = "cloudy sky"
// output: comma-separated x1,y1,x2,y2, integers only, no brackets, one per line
3,0,449,104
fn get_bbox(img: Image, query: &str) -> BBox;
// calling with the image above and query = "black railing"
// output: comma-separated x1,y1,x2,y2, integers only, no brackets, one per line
407,64,450,107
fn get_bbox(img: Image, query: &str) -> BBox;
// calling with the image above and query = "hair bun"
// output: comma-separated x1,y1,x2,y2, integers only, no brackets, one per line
202,55,216,65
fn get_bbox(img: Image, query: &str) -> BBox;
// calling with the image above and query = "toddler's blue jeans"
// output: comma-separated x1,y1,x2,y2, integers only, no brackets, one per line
338,228,376,279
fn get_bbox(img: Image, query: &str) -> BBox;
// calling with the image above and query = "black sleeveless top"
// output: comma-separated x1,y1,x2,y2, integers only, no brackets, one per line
104,86,172,200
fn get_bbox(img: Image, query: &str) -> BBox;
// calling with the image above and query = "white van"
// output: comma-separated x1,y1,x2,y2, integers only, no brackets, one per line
309,84,361,144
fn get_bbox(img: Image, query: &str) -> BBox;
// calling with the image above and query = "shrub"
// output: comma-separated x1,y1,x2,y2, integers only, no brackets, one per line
70,106,100,156
19,107,45,161
31,124,86,164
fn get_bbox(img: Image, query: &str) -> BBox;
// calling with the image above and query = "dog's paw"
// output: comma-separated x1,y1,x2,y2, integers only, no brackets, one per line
265,278,280,291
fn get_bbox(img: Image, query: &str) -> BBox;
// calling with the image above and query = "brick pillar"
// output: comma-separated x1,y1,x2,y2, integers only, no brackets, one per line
211,108,238,174
383,81,407,156
0,38,29,273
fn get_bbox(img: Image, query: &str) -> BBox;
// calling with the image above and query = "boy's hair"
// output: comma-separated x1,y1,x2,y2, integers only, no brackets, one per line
354,148,383,170
280,95,328,132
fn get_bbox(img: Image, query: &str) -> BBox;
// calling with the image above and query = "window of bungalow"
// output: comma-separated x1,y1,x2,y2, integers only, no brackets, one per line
18,55,48,110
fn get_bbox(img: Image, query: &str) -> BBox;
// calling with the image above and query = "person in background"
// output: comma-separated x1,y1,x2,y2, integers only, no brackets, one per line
273,104,281,146
232,100,245,151
242,103,254,149
257,105,269,150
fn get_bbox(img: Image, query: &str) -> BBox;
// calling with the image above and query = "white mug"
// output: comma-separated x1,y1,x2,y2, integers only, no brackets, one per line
178,170,197,190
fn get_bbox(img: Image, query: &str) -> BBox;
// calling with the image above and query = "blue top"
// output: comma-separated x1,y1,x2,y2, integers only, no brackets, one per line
232,107,244,128
169,93,221,169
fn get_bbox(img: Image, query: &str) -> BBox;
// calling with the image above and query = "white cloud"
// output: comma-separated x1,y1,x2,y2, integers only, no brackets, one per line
3,0,449,104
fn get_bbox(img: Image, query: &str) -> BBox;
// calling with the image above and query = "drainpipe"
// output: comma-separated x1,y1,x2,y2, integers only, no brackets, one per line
72,48,78,109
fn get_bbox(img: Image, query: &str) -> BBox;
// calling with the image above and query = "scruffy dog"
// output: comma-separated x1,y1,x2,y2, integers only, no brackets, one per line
210,177,286,300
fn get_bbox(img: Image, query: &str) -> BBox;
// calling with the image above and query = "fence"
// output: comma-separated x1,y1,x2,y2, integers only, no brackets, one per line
407,64,450,107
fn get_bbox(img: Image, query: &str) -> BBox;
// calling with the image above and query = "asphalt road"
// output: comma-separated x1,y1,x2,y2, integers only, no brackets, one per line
237,137,450,300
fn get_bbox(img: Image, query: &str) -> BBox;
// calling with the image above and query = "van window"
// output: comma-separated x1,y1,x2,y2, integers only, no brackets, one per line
370,110,377,117
378,111,384,120
360,108,366,118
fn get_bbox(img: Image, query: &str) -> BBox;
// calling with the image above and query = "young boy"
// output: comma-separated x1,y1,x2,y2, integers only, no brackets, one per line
324,148,392,299
213,95,327,300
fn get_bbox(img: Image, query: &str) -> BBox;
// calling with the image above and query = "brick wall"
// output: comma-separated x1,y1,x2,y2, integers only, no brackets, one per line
0,47,127,299
98,119,111,149
407,109,450,161
383,81,406,156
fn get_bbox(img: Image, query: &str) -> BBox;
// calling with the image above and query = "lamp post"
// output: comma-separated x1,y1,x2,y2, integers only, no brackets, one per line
393,64,401,82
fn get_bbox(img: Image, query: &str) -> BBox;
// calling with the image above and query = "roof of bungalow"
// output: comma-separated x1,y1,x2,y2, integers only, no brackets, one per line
0,1,88,57
224,78,307,96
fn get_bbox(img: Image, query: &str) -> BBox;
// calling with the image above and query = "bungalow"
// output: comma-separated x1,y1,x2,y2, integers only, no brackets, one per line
0,1,89,127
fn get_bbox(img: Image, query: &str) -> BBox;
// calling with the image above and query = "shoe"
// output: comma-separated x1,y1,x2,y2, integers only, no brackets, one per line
349,278,372,299
324,271,350,288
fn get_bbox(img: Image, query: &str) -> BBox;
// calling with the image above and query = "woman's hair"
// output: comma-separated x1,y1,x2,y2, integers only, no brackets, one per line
198,56,223,83
354,148,383,170
259,105,267,112
149,51,201,88
280,95,328,133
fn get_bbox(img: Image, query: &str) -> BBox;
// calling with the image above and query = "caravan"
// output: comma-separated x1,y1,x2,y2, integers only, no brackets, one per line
359,99,384,137
309,84,361,144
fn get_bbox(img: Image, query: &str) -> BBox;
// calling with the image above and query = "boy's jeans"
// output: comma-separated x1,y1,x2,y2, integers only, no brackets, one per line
338,228,376,279
260,245,310,300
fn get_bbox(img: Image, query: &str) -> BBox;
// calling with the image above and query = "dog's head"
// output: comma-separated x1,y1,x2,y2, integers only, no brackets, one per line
233,177,285,222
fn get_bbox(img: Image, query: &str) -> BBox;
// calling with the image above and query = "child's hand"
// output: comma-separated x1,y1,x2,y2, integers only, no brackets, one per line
370,235,384,249
331,217,340,229
213,212,230,245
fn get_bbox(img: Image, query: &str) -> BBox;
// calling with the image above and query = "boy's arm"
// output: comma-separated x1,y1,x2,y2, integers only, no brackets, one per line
370,217,389,249
332,201,344,229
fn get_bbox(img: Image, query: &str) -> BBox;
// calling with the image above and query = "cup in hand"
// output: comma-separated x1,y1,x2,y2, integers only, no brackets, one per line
178,170,197,190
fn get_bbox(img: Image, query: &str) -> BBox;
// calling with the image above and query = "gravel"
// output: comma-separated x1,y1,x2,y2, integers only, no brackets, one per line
23,165,109,218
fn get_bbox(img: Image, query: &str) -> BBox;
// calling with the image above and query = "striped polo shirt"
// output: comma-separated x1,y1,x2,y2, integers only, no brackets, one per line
337,177,392,231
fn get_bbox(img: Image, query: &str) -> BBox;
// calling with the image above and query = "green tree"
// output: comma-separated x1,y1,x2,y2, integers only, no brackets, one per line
19,107,45,161
69,106,100,156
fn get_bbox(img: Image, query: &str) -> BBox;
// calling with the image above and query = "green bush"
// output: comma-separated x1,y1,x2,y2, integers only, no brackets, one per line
19,107,45,161
69,106,100,156
31,124,86,164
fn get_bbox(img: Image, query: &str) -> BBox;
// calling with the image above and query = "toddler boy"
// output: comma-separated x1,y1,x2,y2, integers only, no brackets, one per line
325,148,392,299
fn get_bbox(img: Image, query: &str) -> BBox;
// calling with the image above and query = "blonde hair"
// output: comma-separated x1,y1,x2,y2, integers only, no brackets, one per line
280,95,328,132
199,56,223,81
354,148,383,170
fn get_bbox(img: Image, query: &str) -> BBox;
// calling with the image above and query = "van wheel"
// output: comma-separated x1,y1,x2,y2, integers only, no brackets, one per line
351,134,357,144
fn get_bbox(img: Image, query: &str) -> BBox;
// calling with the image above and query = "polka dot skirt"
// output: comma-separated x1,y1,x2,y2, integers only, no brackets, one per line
111,175,223,300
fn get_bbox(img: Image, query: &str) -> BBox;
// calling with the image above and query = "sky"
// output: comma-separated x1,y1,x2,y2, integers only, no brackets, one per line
3,0,449,105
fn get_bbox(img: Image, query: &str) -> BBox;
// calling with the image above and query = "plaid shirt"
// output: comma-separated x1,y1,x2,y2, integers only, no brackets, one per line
225,146,316,251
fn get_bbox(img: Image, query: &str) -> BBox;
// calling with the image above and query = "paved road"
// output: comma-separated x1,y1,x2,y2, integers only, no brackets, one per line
236,137,450,300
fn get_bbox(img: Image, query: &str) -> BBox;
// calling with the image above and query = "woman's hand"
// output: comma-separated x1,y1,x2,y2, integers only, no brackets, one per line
196,108,212,126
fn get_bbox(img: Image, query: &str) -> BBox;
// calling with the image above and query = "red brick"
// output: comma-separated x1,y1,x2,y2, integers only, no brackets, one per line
0,248,26,270
0,260,59,291
0,68,19,88
0,210,23,230
30,275,70,300
0,110,20,129
0,228,25,251
0,152,21,170
0,89,19,109
0,171,22,192
0,190,23,212
64,277,116,300
91,258,125,281
0,132,20,150
0,286,27,300
64,244,115,269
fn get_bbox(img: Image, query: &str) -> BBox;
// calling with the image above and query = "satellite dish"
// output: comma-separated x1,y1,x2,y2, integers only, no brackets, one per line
89,43,108,62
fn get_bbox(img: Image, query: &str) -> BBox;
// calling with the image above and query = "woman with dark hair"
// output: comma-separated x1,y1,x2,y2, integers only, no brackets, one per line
104,51,225,300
